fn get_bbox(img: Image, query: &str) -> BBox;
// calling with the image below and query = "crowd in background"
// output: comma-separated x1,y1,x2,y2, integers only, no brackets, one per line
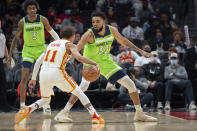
0,0,197,111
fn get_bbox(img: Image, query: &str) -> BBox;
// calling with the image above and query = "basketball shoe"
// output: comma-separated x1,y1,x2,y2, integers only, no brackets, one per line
92,113,105,124
54,109,72,123
15,107,31,124
134,111,158,122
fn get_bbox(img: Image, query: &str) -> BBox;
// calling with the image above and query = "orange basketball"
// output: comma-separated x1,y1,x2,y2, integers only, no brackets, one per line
82,65,100,82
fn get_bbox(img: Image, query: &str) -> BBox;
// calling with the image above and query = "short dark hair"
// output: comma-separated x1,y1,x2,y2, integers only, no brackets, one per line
142,40,150,47
60,26,76,39
23,0,39,11
91,11,106,20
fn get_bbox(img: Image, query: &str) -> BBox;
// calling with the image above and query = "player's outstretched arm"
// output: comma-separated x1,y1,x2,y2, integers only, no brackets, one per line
7,19,23,67
68,43,98,66
42,16,59,40
77,30,93,51
110,26,152,58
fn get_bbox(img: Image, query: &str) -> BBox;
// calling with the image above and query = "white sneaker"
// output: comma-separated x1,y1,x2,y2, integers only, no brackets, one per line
134,111,158,122
164,101,171,110
157,102,163,109
43,104,51,115
54,110,72,123
189,101,197,111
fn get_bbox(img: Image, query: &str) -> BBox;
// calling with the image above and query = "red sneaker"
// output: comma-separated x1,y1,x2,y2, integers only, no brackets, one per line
92,113,105,124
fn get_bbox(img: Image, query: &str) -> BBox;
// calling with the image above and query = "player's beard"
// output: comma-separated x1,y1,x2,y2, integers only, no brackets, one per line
95,25,104,33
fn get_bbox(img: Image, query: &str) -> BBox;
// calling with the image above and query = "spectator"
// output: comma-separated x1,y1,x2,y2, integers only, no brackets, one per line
154,32,165,52
77,0,96,11
141,51,165,109
144,15,163,44
117,45,139,67
136,0,154,25
96,0,117,13
73,32,81,45
61,10,84,34
169,31,186,53
105,7,117,24
160,12,174,44
164,53,197,111
0,20,12,112
134,41,152,71
122,17,144,41
184,35,197,103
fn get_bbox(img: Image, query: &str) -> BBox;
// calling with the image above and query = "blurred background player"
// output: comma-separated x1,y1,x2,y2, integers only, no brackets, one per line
7,0,59,112
56,11,157,122
14,26,104,124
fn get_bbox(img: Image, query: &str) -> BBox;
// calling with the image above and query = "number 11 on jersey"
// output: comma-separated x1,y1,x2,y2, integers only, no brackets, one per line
44,50,58,63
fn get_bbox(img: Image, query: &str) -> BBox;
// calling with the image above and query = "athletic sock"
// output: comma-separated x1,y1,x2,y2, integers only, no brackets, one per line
64,102,73,112
134,104,143,112
87,105,98,117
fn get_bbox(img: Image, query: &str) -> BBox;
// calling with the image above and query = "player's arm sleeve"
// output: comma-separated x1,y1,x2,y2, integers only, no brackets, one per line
49,29,60,40
32,53,45,81
42,16,59,40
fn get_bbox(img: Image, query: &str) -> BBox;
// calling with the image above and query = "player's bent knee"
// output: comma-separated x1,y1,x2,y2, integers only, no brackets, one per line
117,75,137,93
72,87,90,105
80,77,90,92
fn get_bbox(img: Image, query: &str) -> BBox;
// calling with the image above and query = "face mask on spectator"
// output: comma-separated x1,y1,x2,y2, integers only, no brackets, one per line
65,9,71,15
170,60,177,65
144,49,151,53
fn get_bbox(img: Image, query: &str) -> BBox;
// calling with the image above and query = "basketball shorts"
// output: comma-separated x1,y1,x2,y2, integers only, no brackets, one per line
22,44,46,68
39,68,77,98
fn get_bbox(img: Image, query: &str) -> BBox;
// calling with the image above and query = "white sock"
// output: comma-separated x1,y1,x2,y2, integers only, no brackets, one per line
29,98,50,113
64,102,73,112
20,102,25,108
29,103,39,113
134,105,143,112
87,105,98,116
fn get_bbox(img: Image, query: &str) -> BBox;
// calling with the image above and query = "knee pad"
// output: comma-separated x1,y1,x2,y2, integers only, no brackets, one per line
80,77,90,92
117,75,137,93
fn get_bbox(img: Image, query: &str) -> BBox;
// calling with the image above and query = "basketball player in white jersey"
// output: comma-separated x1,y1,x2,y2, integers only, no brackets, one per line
14,26,104,124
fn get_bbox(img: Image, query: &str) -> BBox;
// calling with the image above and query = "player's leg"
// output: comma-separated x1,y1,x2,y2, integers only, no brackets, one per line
20,60,32,108
71,87,104,124
15,69,53,124
54,70,103,123
117,75,157,122
54,77,90,122
14,97,51,124
64,77,90,112
55,87,104,124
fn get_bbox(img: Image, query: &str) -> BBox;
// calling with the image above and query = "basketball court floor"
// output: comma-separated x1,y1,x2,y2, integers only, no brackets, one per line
0,110,197,131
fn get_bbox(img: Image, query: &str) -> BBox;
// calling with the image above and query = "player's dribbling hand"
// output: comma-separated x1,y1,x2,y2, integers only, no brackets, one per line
29,80,36,88
141,51,152,58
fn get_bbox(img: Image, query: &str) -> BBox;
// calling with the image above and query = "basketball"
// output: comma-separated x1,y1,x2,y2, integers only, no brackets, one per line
82,65,100,82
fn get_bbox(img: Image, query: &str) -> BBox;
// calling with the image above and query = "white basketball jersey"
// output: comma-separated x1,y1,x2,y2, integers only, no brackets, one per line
42,39,71,70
